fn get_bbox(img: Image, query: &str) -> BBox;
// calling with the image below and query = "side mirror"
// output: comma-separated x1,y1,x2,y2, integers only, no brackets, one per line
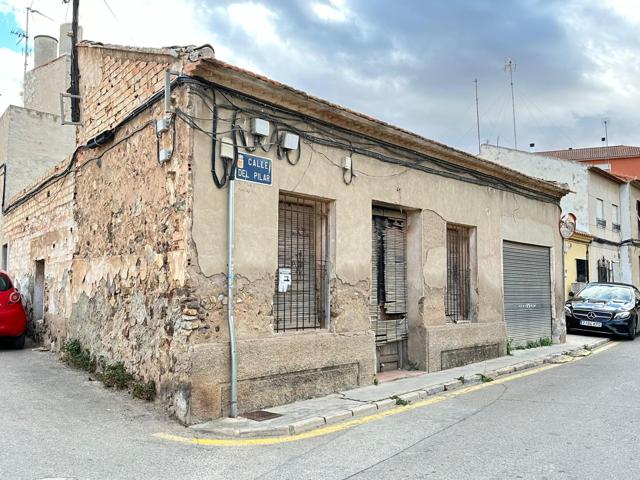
568,291,575,298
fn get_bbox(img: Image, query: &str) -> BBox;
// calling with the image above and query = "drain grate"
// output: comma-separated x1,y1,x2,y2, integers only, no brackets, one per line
243,410,282,422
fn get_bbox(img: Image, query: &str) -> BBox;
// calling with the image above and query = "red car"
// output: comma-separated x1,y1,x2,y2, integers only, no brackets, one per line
0,270,27,349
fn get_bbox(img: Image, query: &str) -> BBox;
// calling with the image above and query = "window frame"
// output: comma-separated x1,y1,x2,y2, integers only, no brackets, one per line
612,204,620,231
273,192,331,333
445,223,475,323
596,198,606,229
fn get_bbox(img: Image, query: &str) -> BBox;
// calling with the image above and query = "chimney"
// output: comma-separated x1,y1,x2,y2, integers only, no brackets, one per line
529,142,535,153
59,22,83,56
33,35,58,68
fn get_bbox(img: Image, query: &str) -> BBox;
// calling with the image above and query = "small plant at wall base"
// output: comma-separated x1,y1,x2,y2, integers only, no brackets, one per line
506,339,513,356
405,360,419,371
479,374,494,383
132,380,157,401
511,337,553,351
60,339,156,401
62,339,96,372
457,376,466,384
102,362,134,389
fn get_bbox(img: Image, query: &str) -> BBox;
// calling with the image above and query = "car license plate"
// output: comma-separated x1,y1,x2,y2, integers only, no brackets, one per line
580,320,602,328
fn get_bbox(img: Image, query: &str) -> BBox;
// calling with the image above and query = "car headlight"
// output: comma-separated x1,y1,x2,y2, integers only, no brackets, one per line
563,305,572,315
614,311,631,320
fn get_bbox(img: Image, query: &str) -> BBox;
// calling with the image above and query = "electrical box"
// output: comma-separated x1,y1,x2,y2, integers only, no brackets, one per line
342,156,352,170
156,118,170,134
159,148,172,163
278,267,292,293
281,132,299,150
220,137,234,160
251,118,270,137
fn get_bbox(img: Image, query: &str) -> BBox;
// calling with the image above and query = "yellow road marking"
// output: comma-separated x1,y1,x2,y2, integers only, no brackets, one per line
154,341,617,447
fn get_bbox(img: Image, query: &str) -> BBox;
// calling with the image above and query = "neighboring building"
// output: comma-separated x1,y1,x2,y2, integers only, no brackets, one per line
541,145,640,179
3,43,568,423
0,24,79,271
480,145,640,296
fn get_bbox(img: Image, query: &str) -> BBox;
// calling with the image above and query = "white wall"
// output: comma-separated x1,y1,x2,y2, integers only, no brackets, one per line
480,145,589,232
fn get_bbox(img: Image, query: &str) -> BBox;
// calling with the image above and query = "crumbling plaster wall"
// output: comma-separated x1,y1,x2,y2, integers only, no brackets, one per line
187,89,565,420
71,92,194,413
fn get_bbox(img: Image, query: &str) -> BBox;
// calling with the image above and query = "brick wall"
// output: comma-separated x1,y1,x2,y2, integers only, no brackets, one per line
3,159,76,343
77,44,179,143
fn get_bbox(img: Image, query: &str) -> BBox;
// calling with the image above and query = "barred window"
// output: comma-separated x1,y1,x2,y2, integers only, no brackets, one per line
446,224,472,323
273,193,330,332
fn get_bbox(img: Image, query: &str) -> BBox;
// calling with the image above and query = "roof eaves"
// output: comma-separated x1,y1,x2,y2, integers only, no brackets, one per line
187,58,569,200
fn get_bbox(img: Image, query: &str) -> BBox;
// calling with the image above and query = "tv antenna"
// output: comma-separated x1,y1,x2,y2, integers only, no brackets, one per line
504,57,517,149
11,6,54,78
474,79,481,154
601,118,609,147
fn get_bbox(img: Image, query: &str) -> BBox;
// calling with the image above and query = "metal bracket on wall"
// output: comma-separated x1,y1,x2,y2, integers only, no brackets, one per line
59,92,82,125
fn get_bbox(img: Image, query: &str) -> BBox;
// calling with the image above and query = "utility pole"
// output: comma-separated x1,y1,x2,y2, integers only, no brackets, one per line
505,58,517,150
67,0,80,123
603,119,609,147
474,79,481,155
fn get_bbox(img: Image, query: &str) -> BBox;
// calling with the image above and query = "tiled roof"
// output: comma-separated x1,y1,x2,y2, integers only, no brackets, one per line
540,145,640,161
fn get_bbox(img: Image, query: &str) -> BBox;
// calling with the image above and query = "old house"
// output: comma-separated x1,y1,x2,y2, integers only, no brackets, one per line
3,43,568,423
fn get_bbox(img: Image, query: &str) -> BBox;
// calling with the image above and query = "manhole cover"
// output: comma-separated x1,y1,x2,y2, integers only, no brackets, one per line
243,410,282,422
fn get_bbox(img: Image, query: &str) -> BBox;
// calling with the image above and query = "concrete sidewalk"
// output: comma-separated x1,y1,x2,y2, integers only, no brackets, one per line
191,334,610,438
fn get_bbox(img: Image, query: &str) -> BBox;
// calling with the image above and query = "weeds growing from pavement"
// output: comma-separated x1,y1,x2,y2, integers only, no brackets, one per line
391,395,410,406
510,337,553,351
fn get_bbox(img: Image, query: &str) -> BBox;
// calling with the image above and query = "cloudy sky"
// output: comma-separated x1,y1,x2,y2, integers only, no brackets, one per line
0,0,639,154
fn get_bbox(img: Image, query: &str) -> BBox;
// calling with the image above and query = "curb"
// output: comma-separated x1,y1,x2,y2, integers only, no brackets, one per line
192,337,610,438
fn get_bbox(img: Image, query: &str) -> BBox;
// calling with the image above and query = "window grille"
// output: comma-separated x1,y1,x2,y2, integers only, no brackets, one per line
446,224,471,322
273,193,329,332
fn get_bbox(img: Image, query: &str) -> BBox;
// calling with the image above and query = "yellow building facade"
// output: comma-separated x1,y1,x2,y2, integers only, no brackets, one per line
564,231,593,299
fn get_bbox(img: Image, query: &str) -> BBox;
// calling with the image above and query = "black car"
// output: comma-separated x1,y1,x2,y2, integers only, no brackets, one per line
565,282,640,339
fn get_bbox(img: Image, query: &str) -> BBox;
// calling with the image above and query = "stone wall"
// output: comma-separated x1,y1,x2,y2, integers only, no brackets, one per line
69,90,194,416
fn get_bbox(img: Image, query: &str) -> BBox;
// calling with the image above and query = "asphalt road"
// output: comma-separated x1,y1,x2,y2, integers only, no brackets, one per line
1,338,639,480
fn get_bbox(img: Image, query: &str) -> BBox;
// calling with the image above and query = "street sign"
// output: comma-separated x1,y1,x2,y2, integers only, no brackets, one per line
235,153,272,186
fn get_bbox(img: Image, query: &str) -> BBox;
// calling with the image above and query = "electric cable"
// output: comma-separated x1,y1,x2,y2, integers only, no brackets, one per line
6,73,562,215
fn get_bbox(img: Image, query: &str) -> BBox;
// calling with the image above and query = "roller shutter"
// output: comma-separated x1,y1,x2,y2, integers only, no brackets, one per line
502,242,552,343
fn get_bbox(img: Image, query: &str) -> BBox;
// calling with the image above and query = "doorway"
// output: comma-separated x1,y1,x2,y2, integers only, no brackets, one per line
34,260,45,320
370,207,408,372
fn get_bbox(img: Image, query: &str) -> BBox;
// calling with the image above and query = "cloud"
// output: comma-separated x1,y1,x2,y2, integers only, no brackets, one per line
0,47,24,113
312,0,350,22
0,0,638,153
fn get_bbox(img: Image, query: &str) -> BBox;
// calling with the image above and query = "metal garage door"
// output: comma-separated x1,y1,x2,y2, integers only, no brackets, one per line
503,242,552,343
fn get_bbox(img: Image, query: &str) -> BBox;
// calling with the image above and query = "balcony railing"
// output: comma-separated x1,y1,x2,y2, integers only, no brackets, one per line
596,218,607,229
612,223,621,232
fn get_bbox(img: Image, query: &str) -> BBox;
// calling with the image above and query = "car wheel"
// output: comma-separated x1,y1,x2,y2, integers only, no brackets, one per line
628,320,637,341
11,333,25,350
